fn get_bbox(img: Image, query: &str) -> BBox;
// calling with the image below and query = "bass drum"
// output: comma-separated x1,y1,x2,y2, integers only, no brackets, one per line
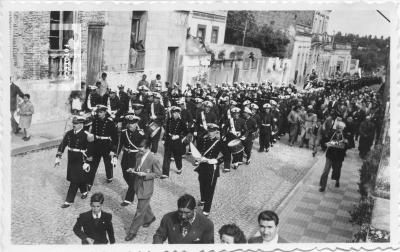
227,139,244,154
148,122,161,138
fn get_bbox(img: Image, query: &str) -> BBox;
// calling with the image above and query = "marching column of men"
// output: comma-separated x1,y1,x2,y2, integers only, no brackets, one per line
56,75,383,243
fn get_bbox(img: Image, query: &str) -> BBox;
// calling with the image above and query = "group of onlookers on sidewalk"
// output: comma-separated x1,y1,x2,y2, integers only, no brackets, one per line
73,192,286,244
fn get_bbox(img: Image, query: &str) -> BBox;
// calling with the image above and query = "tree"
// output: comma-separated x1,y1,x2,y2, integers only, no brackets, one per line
225,11,290,58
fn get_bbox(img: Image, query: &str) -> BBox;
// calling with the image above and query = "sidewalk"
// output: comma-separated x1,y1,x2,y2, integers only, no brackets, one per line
11,119,69,156
275,147,362,242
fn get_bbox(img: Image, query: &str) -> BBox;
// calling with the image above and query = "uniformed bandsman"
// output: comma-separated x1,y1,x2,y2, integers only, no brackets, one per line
161,106,188,178
88,105,118,187
259,103,274,152
55,116,93,208
148,92,165,154
194,123,224,216
118,113,147,207
85,85,103,113
242,107,257,165
228,107,247,170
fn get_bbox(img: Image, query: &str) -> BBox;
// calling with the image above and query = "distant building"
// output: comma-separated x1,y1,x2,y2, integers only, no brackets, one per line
187,11,227,45
251,11,315,87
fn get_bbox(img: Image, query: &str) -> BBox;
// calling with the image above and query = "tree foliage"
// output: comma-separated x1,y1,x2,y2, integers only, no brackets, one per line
333,32,389,73
225,11,290,58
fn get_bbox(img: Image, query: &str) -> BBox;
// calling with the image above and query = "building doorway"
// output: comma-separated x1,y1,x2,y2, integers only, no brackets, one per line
167,47,178,85
86,23,104,87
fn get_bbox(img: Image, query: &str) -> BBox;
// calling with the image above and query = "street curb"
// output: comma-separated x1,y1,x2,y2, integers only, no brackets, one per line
274,153,324,215
11,139,62,156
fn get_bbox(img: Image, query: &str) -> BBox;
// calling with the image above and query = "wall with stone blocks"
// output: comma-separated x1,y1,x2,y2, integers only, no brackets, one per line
11,12,50,80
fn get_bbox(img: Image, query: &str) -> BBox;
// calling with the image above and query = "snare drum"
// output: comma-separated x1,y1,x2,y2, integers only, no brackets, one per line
148,122,161,138
228,139,244,154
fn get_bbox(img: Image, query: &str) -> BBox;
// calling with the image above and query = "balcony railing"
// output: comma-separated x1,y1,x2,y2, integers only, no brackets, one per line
48,49,74,79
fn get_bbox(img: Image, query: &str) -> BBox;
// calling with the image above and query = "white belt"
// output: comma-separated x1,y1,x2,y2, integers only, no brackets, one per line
67,147,86,157
124,147,138,153
96,136,111,140
262,124,271,127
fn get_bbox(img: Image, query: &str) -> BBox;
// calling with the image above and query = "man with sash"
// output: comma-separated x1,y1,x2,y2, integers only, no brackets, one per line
194,101,217,156
229,107,247,170
118,112,147,207
194,123,224,216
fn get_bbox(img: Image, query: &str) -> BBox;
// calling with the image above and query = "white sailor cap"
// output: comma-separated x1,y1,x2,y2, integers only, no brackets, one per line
203,101,213,107
242,100,251,106
243,107,252,114
263,103,272,109
250,103,259,110
231,107,241,113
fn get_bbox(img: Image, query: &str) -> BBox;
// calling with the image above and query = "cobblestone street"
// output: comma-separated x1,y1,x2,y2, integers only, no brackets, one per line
12,136,318,244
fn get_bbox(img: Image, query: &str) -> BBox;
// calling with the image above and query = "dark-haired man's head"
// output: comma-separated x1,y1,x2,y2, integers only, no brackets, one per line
219,224,247,244
257,210,279,242
177,194,196,224
90,192,104,215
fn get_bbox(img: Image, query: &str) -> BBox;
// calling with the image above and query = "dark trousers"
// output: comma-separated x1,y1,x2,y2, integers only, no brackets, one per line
121,152,137,202
88,151,113,185
221,140,231,170
122,170,135,202
128,198,155,235
243,140,253,160
319,157,343,189
66,182,87,203
259,128,271,150
150,130,161,154
232,151,243,164
198,168,218,213
162,141,183,176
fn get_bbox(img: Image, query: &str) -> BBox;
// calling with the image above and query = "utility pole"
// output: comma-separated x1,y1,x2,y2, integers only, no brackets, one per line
242,19,248,46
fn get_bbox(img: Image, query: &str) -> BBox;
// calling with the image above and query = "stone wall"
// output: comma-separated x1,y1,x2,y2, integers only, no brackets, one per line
11,12,50,80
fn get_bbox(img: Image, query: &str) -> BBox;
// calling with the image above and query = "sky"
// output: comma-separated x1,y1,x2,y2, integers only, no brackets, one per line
327,10,391,38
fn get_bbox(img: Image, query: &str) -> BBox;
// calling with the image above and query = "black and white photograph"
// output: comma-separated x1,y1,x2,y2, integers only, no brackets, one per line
3,1,394,249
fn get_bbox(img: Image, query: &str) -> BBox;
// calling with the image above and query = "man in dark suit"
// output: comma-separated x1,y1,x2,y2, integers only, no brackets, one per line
248,210,287,244
153,194,214,244
125,138,162,241
73,192,115,244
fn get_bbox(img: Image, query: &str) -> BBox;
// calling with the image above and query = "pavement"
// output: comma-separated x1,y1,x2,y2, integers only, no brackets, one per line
274,147,362,243
11,119,70,156
11,131,318,244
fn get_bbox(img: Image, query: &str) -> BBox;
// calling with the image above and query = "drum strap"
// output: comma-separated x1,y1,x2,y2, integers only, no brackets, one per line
203,139,219,157
201,111,208,130
125,130,139,150
151,103,155,118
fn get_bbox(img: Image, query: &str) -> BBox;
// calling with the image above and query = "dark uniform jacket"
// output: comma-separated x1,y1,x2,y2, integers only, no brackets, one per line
73,210,115,244
91,116,118,153
118,91,130,115
195,110,217,135
148,102,165,126
244,116,257,141
165,117,188,144
57,129,91,183
195,136,223,179
153,211,214,244
86,92,103,111
117,128,147,170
